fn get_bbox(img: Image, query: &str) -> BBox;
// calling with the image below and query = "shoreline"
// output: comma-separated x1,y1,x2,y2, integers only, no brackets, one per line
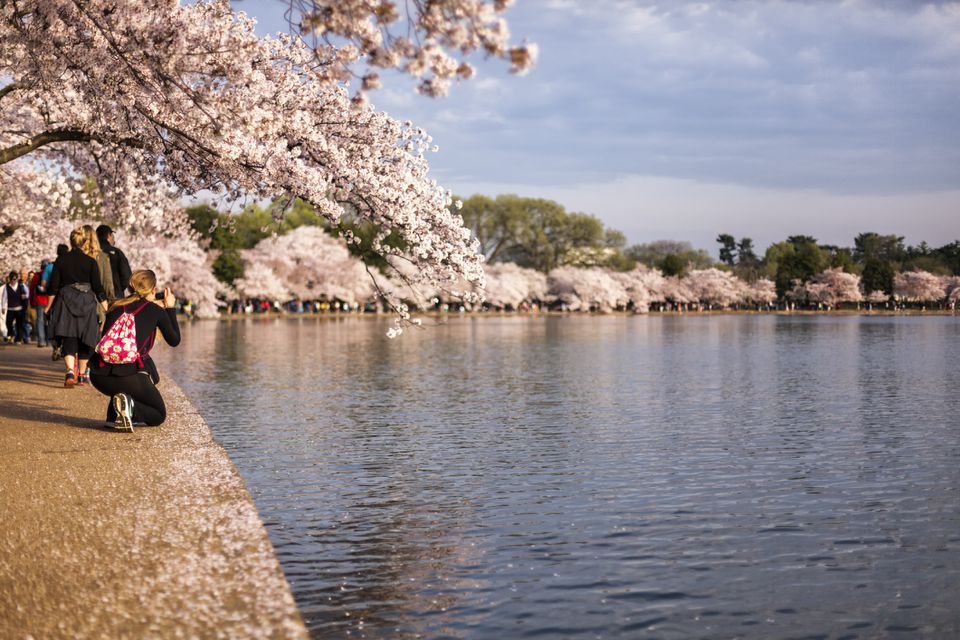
202,308,959,321
0,346,308,639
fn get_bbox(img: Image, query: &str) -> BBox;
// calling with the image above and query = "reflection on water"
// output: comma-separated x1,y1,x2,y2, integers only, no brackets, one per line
154,315,960,638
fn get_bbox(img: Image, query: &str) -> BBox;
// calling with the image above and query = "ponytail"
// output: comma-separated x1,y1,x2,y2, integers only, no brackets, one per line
107,292,145,313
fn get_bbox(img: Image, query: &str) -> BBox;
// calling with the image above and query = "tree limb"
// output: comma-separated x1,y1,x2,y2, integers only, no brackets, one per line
0,129,142,164
0,82,19,103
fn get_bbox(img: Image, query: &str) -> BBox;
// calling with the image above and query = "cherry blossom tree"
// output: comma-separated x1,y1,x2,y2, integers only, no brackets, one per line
546,267,628,313
241,225,375,306
804,267,862,308
481,262,547,310
743,278,777,309
611,266,666,313
233,262,291,302
0,164,76,269
683,268,744,309
2,0,491,333
942,276,960,307
894,270,944,306
119,229,224,318
864,289,889,310
661,275,695,309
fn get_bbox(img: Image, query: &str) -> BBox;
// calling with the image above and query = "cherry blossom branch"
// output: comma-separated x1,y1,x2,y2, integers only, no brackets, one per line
0,129,94,164
0,82,19,102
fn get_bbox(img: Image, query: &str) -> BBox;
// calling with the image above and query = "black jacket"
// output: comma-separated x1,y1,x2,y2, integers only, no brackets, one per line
49,285,101,348
49,249,107,302
99,240,133,297
90,301,181,383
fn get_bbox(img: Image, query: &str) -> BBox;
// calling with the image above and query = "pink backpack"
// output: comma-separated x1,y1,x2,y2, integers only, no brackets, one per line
96,303,150,367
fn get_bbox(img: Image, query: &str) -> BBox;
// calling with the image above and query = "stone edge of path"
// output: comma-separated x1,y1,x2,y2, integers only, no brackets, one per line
0,345,308,639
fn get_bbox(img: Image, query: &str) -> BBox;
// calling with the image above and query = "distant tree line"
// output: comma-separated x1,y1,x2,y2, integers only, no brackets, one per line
454,194,959,290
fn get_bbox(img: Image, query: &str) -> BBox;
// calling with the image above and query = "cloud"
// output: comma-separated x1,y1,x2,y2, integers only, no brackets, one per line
422,0,960,192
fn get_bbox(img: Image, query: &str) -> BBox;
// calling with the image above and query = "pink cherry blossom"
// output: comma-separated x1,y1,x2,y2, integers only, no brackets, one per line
480,262,547,309
894,270,945,304
804,267,863,307
241,226,375,305
682,268,745,309
546,267,628,312
290,0,535,98
233,262,291,302
743,278,777,307
610,266,666,313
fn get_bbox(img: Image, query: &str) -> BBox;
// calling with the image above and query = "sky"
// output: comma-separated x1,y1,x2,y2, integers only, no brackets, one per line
236,0,960,253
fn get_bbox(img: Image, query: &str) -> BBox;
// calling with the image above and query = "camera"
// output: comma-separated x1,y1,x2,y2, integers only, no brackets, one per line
155,291,165,300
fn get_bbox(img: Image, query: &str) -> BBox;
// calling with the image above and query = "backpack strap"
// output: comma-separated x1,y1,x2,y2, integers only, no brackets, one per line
129,302,150,316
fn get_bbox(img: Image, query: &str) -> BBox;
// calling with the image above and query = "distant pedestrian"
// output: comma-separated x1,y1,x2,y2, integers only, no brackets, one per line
2,271,28,344
90,270,181,431
45,227,108,388
29,261,51,347
22,269,36,342
96,225,132,299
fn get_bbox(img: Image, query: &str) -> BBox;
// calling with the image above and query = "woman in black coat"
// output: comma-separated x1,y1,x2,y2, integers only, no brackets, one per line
45,227,108,387
90,269,181,432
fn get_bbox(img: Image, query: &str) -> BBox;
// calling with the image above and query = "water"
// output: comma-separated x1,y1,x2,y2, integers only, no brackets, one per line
154,315,960,638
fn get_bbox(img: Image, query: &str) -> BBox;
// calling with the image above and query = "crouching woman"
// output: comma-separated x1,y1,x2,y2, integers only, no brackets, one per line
90,270,180,431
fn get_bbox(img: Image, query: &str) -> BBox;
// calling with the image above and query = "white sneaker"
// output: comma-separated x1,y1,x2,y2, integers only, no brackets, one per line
112,394,135,432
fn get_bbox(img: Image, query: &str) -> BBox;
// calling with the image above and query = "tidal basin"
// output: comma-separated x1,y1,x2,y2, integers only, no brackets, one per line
155,315,960,638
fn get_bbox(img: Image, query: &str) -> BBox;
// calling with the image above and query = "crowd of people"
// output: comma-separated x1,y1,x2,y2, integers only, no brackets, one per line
1,224,181,432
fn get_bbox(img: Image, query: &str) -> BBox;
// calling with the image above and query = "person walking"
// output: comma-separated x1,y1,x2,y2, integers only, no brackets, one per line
2,271,28,344
29,261,51,347
43,244,69,359
85,226,116,305
22,269,35,343
96,225,132,299
90,270,180,431
45,227,108,387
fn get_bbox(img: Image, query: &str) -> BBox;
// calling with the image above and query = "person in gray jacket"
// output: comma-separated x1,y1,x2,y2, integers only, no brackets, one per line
96,224,132,298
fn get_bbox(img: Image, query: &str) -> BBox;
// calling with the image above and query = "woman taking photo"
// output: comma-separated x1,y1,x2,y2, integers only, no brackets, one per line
90,269,180,432
45,227,108,386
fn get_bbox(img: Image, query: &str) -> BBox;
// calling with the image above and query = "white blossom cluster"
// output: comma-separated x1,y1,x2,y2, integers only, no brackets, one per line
120,229,225,318
0,163,76,268
893,270,952,304
293,0,536,97
787,267,863,307
236,226,374,305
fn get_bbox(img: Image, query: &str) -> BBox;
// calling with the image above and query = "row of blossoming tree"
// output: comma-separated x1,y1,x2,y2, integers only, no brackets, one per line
226,225,960,313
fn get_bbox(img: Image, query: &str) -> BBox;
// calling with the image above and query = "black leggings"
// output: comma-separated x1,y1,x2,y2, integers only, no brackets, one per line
90,372,167,426
6,308,24,340
58,336,94,359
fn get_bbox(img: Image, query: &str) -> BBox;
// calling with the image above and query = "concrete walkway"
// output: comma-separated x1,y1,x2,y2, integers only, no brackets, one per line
0,344,308,639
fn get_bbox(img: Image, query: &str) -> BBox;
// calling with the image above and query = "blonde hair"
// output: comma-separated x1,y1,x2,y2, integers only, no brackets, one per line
108,270,158,312
69,227,85,249
81,224,100,259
